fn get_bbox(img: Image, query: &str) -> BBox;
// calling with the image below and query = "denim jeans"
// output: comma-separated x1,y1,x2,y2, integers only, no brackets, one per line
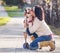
30,35,52,50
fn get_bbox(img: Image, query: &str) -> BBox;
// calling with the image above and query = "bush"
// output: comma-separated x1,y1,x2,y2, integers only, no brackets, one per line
4,6,24,17
0,17,11,26
49,25,60,35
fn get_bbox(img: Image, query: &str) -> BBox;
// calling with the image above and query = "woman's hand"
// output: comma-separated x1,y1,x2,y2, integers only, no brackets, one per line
23,20,28,28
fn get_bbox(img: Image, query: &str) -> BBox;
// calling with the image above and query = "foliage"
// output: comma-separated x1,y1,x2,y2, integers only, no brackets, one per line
4,6,19,11
7,12,24,17
4,6,24,17
0,17,11,26
3,0,24,6
49,25,60,35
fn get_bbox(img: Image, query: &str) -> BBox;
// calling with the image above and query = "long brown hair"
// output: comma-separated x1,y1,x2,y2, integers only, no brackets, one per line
34,5,45,21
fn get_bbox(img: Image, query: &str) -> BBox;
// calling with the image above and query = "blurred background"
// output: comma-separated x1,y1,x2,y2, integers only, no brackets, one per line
0,0,60,35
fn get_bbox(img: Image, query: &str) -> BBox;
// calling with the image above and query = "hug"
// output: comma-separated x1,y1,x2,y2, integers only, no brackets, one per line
24,5,55,51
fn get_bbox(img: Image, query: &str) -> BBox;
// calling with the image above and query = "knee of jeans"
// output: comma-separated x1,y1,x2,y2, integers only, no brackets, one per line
30,43,33,47
30,42,38,47
30,43,38,50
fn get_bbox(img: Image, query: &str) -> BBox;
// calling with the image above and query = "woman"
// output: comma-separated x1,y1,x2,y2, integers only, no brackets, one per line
26,5,55,51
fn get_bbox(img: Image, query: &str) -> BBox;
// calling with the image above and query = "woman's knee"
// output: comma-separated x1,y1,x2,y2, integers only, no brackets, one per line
30,40,38,47
30,42,38,50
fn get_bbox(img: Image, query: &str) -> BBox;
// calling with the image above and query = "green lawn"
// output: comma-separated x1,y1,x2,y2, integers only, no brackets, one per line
4,6,24,17
49,25,60,35
0,17,11,26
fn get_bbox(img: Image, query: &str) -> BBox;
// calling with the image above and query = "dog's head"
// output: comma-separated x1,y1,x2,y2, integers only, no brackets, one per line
24,7,33,18
25,7,31,14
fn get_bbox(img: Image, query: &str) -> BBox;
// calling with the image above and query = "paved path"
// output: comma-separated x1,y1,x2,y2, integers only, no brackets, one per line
0,5,8,17
0,17,60,53
0,17,24,36
0,5,60,53
0,37,60,53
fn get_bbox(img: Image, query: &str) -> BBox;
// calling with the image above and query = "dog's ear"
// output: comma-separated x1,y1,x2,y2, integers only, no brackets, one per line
24,12,26,16
24,10,27,16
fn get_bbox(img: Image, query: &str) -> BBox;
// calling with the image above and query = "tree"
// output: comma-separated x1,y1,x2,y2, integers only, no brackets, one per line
3,0,24,6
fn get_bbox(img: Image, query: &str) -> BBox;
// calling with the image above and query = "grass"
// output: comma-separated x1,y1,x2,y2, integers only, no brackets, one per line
7,12,24,17
49,25,60,35
4,6,19,11
0,17,11,26
4,6,24,17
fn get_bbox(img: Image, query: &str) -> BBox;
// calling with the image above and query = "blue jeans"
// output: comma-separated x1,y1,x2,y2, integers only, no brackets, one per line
30,35,52,50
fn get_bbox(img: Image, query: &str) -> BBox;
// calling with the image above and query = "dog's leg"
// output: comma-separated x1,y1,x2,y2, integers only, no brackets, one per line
49,41,55,51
